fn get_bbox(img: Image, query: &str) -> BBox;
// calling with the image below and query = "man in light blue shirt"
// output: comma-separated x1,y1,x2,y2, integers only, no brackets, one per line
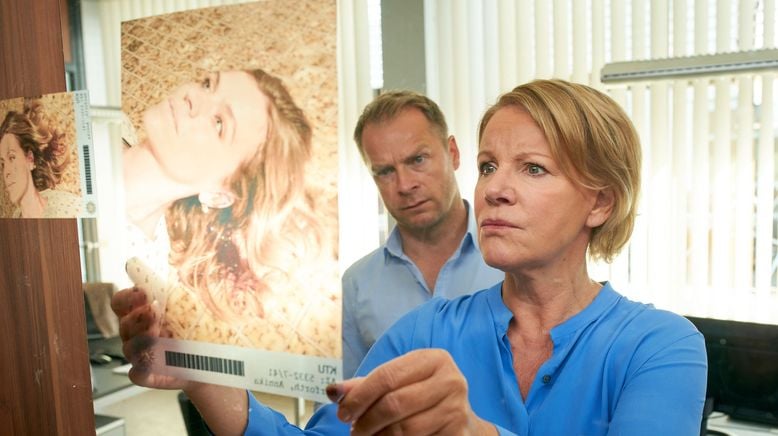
342,91,503,377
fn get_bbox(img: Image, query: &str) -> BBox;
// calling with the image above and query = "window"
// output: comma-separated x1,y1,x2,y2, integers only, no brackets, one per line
423,0,777,323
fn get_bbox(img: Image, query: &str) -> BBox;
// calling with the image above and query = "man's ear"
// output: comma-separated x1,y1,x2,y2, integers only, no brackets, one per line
447,135,460,170
586,187,615,229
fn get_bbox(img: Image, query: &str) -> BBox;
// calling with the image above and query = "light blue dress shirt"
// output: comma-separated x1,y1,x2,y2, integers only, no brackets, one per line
245,282,708,435
341,200,503,377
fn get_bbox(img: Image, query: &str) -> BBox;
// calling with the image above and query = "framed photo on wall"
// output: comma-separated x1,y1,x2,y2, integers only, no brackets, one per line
0,90,97,219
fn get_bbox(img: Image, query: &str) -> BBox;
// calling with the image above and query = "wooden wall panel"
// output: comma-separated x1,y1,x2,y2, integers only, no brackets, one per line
0,0,94,434
0,220,93,434
0,0,66,97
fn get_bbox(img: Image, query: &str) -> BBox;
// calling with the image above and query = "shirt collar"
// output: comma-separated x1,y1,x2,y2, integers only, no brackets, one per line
463,199,481,251
487,282,512,334
488,281,620,338
550,282,619,339
384,224,404,258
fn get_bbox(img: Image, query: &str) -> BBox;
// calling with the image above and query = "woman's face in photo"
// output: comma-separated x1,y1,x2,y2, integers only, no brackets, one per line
0,133,34,205
143,70,271,192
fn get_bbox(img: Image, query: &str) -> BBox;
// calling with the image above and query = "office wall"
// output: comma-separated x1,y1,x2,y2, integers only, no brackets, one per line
0,0,94,433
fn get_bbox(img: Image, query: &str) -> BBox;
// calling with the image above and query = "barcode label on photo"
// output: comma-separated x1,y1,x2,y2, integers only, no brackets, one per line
165,350,245,376
82,144,93,195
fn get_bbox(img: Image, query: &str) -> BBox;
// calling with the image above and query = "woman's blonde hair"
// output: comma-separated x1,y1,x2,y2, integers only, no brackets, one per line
166,68,332,321
478,79,642,262
0,100,70,194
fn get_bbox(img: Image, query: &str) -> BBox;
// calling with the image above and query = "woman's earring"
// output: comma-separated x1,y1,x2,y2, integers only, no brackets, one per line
198,191,236,212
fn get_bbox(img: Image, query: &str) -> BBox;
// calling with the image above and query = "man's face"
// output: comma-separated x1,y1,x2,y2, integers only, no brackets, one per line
360,108,461,234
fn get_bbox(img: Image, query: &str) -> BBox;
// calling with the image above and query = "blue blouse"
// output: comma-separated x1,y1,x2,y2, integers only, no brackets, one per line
246,282,707,435
342,200,503,377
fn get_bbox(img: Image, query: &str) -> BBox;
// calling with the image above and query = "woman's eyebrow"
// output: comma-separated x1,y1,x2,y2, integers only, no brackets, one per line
513,151,550,159
211,71,236,144
224,104,235,145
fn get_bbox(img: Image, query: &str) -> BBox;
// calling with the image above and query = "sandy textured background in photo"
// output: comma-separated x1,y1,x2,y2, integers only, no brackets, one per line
121,0,339,358
0,93,82,217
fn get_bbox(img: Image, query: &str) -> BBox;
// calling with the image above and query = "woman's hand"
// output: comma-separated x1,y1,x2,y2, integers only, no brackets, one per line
110,286,189,390
331,349,497,436
111,286,249,434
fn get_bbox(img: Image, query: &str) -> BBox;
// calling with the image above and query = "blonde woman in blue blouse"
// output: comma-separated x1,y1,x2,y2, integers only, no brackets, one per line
112,79,707,436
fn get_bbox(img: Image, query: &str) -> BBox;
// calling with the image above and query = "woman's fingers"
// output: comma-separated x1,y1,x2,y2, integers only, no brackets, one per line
350,372,455,435
111,286,147,317
339,349,440,419
126,350,189,390
326,377,362,403
337,349,468,435
111,285,189,391
370,405,456,436
115,286,161,372
118,300,154,341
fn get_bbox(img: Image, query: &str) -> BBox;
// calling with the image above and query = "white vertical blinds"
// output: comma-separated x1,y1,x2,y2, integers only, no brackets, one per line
756,74,775,291
536,2,553,79
423,0,778,323
337,0,382,273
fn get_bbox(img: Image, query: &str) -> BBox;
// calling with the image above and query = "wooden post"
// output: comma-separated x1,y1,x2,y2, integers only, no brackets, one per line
0,0,94,434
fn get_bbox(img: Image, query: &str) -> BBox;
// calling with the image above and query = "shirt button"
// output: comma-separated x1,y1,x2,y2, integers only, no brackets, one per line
542,375,551,384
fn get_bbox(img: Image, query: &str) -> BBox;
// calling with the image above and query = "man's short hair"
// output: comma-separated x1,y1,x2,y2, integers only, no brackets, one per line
353,91,449,158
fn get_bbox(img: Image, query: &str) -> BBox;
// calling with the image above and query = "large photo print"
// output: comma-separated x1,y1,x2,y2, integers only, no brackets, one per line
120,0,339,401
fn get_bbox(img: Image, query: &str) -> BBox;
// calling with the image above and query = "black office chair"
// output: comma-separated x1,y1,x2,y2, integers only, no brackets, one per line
178,391,210,436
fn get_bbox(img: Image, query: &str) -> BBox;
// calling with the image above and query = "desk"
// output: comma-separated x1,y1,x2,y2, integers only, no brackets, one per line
707,413,778,435
95,414,126,436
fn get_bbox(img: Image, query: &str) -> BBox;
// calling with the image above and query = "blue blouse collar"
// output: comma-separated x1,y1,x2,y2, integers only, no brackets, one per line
487,281,620,338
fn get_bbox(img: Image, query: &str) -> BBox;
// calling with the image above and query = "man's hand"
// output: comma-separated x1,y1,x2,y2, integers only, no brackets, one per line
331,349,497,436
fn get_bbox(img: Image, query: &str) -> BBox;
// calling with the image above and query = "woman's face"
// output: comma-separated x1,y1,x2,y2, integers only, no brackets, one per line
143,70,271,192
0,133,35,205
475,106,610,273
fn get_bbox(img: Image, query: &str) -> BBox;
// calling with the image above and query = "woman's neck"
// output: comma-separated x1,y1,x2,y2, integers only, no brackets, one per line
18,187,45,217
501,264,601,334
123,142,195,238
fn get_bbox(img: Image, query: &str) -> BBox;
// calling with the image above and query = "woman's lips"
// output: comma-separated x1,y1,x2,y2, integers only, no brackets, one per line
480,218,516,228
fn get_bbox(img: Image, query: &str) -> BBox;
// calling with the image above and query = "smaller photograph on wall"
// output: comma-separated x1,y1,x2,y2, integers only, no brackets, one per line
0,90,97,218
